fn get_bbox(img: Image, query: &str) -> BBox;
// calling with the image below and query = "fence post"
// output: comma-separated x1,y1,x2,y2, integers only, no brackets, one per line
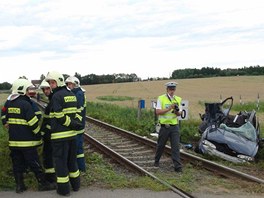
257,93,260,111
151,100,158,124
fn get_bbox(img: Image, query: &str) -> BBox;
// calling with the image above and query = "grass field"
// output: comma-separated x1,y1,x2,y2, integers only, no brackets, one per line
82,75,264,122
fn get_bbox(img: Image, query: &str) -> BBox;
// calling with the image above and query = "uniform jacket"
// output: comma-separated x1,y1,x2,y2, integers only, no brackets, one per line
40,94,53,136
72,87,86,134
49,86,81,141
3,95,42,149
1,95,42,125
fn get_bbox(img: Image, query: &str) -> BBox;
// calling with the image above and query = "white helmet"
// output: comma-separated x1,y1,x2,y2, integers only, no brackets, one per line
11,78,35,95
65,76,80,87
39,79,50,89
45,71,65,87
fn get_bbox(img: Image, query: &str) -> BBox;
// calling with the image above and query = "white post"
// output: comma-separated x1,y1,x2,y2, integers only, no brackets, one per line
257,93,260,111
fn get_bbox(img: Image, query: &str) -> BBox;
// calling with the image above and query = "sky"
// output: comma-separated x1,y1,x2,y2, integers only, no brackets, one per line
1,0,264,83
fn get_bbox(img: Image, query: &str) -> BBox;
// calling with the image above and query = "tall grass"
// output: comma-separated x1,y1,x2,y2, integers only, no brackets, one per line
87,101,156,136
86,102,202,142
97,96,134,101
0,126,14,190
232,101,264,112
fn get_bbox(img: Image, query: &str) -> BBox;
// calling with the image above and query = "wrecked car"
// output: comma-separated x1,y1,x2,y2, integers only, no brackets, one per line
196,96,261,163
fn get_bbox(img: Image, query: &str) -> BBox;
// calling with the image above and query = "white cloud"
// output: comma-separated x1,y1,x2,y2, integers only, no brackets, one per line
0,0,264,83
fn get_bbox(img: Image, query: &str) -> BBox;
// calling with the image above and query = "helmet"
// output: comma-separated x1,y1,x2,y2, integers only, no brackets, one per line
45,71,65,87
39,79,50,89
165,81,178,88
11,78,35,95
65,76,80,87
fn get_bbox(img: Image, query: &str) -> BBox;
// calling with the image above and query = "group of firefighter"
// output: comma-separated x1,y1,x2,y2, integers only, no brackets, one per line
1,71,86,196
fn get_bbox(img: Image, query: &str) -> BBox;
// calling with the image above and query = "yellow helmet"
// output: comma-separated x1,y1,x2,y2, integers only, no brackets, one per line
39,79,50,89
65,76,80,87
45,71,65,87
11,78,35,95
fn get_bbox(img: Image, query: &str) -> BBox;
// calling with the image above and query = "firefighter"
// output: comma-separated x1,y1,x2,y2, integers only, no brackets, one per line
1,78,55,193
39,80,56,184
65,76,86,172
45,71,81,196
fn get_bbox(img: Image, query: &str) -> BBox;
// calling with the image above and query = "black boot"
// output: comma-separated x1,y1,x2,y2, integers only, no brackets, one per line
14,173,27,193
36,173,57,191
45,173,56,183
45,173,57,189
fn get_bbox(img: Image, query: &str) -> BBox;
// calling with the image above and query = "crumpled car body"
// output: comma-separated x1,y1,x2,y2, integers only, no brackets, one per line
197,97,260,163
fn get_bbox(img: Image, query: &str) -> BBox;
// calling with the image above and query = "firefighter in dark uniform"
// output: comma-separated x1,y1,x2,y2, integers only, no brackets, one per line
65,76,86,172
1,78,55,193
45,71,81,196
39,80,56,184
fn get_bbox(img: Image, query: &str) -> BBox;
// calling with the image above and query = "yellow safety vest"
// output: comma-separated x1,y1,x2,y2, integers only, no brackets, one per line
158,94,182,125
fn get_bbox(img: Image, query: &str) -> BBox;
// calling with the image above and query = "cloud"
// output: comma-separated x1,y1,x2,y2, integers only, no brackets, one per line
0,0,264,83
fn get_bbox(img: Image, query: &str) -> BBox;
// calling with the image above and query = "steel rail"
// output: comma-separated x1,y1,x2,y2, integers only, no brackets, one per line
84,132,194,198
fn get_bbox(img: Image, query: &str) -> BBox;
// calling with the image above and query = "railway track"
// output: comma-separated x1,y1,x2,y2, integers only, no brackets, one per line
35,99,264,197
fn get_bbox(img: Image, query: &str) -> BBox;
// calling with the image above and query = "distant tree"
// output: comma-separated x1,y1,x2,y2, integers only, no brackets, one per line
0,82,12,90
171,65,264,79
128,73,138,82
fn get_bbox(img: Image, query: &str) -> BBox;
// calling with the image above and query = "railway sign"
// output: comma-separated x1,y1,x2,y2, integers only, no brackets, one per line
178,100,189,120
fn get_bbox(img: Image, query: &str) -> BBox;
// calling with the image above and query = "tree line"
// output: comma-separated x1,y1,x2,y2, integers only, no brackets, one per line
171,65,264,79
0,65,263,90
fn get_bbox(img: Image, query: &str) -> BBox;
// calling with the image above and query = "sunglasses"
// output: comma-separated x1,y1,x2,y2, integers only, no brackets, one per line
168,87,176,90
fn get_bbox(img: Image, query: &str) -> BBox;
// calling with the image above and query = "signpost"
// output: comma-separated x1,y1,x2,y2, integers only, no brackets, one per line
178,100,189,120
137,99,145,119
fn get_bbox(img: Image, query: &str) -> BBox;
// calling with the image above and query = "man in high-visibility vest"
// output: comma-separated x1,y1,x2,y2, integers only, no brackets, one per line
154,82,183,172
